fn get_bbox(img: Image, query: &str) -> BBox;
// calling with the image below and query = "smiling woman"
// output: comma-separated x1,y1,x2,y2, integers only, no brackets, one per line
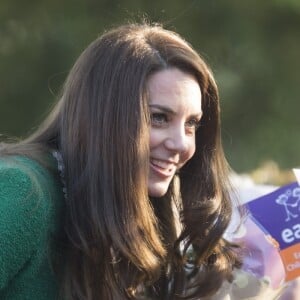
148,68,202,197
0,23,241,299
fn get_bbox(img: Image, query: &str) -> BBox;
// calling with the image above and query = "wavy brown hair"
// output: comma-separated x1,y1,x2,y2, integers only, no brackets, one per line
1,23,241,299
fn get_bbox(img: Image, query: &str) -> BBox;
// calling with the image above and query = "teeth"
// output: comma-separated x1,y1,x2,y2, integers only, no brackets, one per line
151,159,171,169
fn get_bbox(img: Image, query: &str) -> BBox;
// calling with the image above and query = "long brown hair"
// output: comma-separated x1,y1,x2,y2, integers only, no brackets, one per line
1,23,240,299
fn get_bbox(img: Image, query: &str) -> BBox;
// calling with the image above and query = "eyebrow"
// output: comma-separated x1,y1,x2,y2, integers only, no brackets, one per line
149,104,203,119
149,104,175,115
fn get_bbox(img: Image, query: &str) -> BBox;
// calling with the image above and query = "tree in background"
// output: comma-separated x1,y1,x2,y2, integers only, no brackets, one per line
1,0,299,172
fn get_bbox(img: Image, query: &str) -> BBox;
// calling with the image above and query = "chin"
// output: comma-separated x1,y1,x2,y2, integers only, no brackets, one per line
148,183,170,198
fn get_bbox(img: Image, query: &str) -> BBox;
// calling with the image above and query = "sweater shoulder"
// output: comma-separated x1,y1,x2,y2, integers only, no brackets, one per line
0,155,62,289
0,155,59,212
0,156,46,208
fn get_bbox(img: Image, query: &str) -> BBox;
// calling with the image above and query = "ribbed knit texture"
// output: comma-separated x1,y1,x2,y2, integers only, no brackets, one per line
0,155,64,299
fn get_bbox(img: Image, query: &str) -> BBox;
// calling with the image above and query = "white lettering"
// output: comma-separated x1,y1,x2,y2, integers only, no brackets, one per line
282,228,295,243
287,260,300,271
294,252,300,259
281,223,300,244
293,224,300,239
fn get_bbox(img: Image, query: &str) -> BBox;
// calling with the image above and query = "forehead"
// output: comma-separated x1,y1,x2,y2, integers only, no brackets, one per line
147,68,202,113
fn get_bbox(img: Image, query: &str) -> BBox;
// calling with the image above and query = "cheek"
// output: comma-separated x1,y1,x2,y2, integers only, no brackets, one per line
149,129,162,149
184,139,196,162
189,143,196,159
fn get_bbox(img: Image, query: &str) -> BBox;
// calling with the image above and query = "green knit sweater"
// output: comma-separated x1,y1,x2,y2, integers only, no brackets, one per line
0,155,64,299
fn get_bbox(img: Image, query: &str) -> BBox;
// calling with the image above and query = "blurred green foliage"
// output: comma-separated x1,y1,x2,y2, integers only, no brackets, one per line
1,0,299,172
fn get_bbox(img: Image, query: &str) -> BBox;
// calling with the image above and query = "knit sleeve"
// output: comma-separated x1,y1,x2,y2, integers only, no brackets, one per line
0,159,48,289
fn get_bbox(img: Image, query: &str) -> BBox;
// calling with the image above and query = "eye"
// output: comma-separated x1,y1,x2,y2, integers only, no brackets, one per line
185,118,201,131
150,113,168,127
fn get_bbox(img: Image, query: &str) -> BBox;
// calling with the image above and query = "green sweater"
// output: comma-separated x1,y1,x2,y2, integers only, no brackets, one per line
0,155,64,299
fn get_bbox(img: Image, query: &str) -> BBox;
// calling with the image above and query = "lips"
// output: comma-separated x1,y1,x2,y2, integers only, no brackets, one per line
150,158,177,178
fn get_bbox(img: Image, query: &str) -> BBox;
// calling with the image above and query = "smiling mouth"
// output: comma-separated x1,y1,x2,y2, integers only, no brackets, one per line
150,158,177,178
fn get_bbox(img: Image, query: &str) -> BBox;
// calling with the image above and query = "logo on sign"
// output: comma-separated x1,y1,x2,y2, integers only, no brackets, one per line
275,187,300,222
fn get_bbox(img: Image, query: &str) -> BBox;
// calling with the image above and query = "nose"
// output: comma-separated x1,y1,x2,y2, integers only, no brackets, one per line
164,125,189,154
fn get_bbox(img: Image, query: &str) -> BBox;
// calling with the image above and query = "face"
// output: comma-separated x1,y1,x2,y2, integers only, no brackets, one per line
147,68,202,197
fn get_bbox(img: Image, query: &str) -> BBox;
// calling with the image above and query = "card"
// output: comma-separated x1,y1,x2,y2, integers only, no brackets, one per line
246,181,300,281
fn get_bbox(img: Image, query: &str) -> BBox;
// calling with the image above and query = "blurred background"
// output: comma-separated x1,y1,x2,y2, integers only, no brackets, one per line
1,0,299,182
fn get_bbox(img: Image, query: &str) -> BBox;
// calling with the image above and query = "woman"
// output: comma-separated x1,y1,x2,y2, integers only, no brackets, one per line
0,23,240,299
